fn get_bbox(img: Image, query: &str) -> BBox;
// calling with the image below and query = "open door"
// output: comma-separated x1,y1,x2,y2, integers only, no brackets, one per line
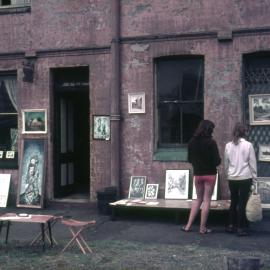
53,67,89,198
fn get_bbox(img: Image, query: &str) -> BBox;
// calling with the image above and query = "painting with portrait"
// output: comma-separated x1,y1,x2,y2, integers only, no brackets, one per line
17,139,46,208
128,176,146,199
165,170,189,199
93,116,110,140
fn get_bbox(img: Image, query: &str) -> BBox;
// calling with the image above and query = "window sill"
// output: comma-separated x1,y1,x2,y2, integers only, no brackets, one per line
153,147,188,161
0,5,30,15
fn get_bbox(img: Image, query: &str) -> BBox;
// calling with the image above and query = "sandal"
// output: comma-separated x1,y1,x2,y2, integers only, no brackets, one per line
200,228,212,234
181,226,192,232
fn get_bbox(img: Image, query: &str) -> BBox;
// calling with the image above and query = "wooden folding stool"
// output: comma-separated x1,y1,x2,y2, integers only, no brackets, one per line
61,218,96,254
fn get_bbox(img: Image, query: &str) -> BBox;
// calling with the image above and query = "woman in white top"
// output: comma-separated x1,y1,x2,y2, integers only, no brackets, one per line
224,123,257,236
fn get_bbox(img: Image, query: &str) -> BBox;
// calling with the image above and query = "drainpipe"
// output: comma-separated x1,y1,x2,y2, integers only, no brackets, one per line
110,0,121,195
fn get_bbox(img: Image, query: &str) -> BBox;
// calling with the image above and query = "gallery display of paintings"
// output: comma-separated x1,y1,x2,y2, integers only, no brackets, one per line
125,170,219,203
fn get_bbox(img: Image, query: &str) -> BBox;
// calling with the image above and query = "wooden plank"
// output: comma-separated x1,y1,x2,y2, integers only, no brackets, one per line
110,199,230,211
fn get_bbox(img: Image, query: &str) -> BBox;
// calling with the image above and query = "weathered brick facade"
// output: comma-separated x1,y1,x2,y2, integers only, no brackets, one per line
1,0,270,205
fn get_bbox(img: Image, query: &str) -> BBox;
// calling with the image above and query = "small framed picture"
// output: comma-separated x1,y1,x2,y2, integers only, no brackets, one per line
249,94,270,125
258,144,270,162
6,151,15,159
257,177,270,208
192,173,218,200
145,184,159,199
93,115,110,140
128,93,145,114
128,176,147,199
165,170,189,199
22,109,47,134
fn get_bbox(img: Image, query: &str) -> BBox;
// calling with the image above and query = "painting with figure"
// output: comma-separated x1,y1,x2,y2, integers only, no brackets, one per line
17,139,46,208
165,170,189,199
128,176,146,199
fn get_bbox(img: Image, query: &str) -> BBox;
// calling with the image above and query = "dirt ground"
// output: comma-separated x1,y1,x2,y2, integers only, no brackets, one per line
0,205,269,269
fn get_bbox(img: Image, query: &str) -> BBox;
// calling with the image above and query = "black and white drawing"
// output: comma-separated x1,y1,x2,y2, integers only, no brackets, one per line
145,184,159,199
165,170,189,199
259,144,270,162
257,178,270,208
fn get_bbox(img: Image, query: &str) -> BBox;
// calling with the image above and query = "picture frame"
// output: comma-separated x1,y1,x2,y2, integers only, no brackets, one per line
249,94,270,125
192,173,218,200
93,115,110,140
258,144,270,162
165,170,189,199
145,184,159,200
0,174,11,207
257,177,270,208
17,138,46,208
128,93,145,114
128,176,147,199
22,109,47,134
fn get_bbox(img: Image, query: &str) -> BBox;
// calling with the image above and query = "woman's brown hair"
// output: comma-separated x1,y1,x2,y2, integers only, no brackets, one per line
232,122,247,144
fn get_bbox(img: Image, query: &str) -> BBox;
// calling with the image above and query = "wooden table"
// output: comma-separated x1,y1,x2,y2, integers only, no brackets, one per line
110,199,230,223
0,213,55,251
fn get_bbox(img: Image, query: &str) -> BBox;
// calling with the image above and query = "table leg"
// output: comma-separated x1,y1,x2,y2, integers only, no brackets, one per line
47,221,53,247
41,223,45,251
5,221,10,244
0,221,2,236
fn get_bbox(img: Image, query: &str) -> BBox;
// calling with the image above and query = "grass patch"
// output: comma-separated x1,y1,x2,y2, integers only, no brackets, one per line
0,239,269,270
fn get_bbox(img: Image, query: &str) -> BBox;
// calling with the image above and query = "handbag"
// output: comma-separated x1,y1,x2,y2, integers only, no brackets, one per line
246,184,263,222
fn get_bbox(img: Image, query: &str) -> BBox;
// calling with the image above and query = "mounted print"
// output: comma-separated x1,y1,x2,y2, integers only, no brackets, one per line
144,184,159,199
22,109,47,134
257,177,270,208
249,94,270,125
258,144,270,162
0,174,11,207
128,176,146,199
128,93,145,114
17,139,46,208
192,173,218,200
93,115,110,140
165,170,189,199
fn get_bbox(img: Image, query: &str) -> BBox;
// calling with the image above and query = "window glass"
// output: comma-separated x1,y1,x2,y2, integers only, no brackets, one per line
0,74,18,168
156,56,204,147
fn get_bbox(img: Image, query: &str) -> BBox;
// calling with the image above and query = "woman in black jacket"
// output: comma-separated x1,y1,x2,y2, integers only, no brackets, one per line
182,119,221,234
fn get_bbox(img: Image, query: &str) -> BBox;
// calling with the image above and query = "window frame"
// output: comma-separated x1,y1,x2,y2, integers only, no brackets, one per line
154,55,204,161
0,71,18,169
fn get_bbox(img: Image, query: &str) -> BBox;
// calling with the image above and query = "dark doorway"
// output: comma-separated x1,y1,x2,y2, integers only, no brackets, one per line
53,67,89,198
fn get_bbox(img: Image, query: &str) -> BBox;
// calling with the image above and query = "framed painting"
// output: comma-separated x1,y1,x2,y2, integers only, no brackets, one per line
165,170,189,199
192,173,218,200
258,144,270,162
128,93,145,114
145,184,159,199
0,174,11,207
17,138,46,208
93,115,110,140
128,176,147,199
249,94,270,125
257,177,270,208
22,109,47,134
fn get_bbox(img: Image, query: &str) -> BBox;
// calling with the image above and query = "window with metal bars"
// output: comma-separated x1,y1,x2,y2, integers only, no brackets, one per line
156,56,204,148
